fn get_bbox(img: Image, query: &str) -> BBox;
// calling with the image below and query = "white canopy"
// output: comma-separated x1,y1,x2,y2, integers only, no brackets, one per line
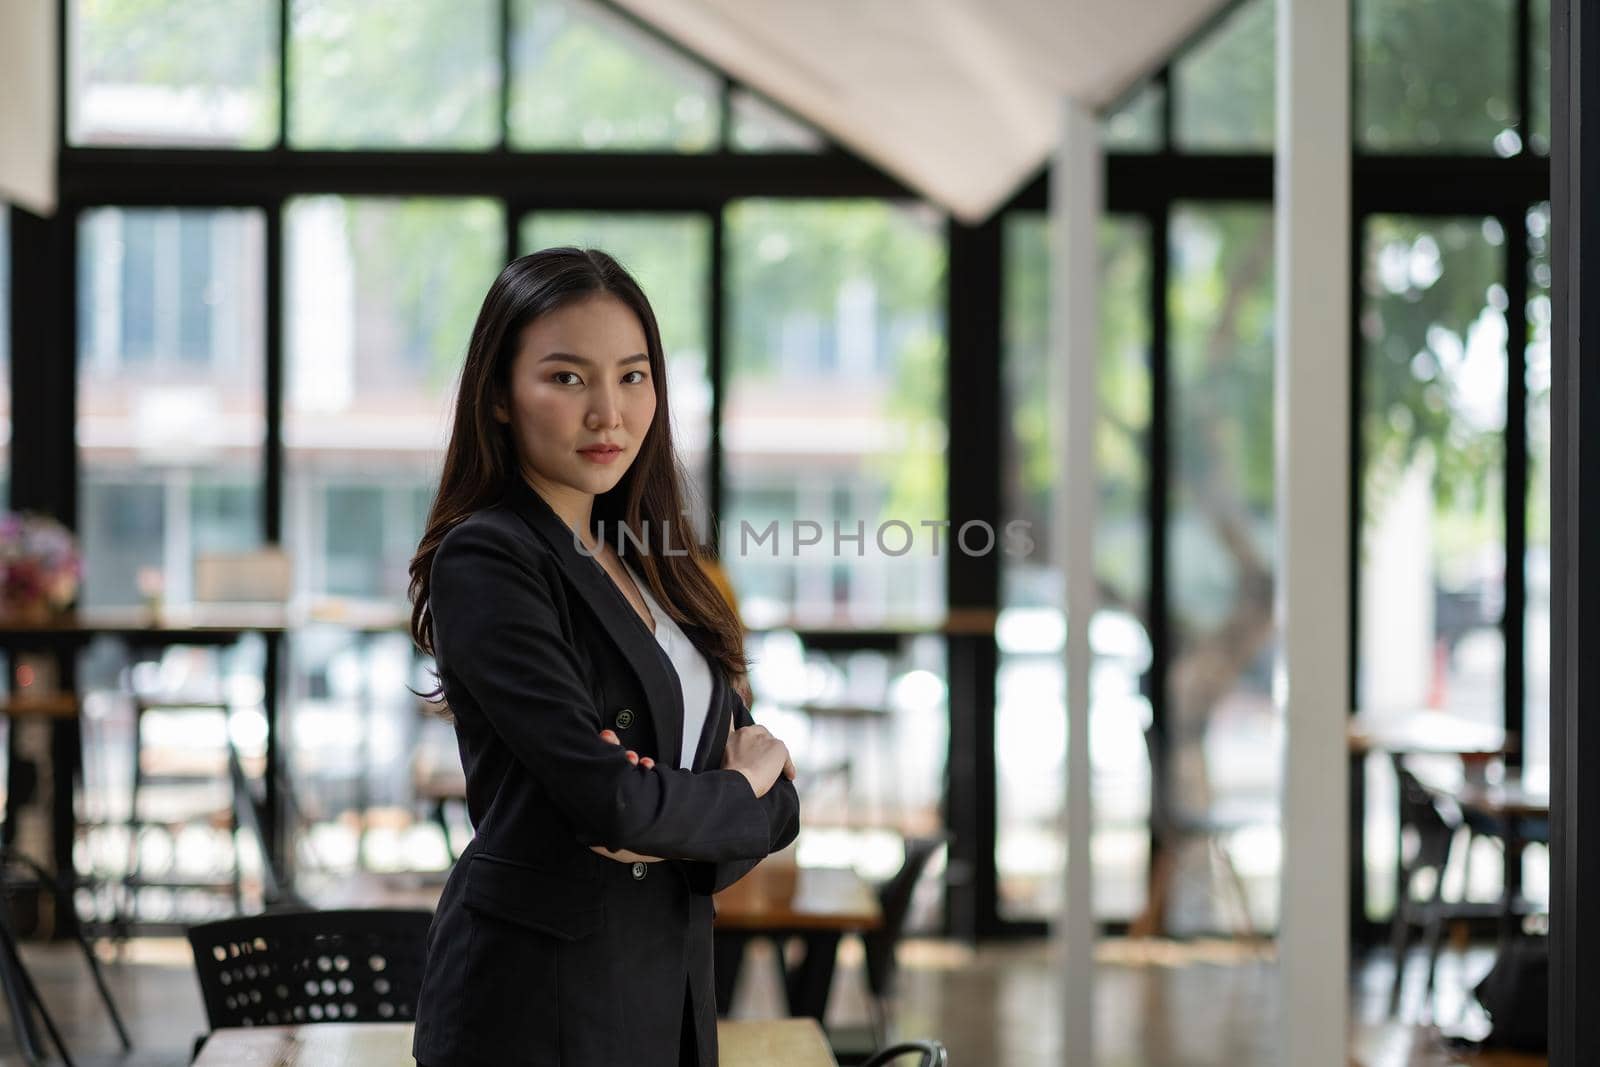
616,0,1229,220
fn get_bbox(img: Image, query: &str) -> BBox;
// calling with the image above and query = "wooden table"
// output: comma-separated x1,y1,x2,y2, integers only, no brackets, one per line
1347,710,1509,757
0,608,293,932
192,1019,838,1066
714,859,882,1022
0,603,425,911
1448,770,1551,820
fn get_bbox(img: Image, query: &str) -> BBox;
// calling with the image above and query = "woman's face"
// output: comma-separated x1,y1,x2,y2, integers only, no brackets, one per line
496,293,657,501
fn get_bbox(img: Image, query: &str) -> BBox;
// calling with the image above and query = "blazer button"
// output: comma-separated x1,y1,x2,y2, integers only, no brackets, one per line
615,708,635,730
631,861,647,881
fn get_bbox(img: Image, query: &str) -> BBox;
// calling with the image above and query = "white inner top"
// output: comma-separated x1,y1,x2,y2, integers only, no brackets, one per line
635,579,713,771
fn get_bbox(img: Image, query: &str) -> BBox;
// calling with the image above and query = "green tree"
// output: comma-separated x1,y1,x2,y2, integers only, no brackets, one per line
726,199,947,531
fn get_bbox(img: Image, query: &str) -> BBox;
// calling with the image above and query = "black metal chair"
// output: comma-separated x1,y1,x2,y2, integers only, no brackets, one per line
861,1040,949,1067
1387,760,1503,1019
0,848,132,1067
186,908,433,1031
1132,724,1273,940
862,835,947,1045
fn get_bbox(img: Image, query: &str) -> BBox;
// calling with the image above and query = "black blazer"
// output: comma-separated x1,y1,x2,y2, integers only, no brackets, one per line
412,476,800,1067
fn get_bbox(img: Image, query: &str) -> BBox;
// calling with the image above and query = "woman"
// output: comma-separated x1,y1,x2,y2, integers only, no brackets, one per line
407,248,801,1067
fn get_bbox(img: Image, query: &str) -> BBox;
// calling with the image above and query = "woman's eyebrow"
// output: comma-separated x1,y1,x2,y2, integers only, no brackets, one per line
537,351,649,367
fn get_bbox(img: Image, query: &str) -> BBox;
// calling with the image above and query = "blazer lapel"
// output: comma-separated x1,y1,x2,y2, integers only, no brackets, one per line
503,477,686,770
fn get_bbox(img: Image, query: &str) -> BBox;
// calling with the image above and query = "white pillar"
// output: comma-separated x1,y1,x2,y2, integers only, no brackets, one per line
1051,96,1099,1067
1275,0,1351,1062
0,0,58,214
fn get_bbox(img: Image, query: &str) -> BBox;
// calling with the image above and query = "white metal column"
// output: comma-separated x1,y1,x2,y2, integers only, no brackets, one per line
1051,97,1100,1067
1275,0,1351,1062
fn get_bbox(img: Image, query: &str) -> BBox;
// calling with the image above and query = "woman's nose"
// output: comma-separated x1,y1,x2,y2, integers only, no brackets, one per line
585,396,622,430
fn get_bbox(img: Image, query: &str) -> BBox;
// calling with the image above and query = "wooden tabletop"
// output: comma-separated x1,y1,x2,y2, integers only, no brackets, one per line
0,605,291,640
0,692,80,718
1443,772,1551,819
0,600,416,640
795,702,891,721
192,1020,837,1066
719,1018,838,1066
714,859,883,932
193,1022,412,1066
1347,711,1509,756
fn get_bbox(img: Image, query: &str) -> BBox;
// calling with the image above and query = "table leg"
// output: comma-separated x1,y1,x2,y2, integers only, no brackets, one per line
2,709,20,855
1499,821,1524,946
784,932,842,1021
47,719,79,938
262,633,285,884
1391,754,1407,937
1348,751,1367,944
714,932,748,1015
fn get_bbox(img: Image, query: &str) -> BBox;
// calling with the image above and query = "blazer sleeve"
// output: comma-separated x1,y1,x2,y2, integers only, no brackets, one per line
430,519,774,863
682,696,802,896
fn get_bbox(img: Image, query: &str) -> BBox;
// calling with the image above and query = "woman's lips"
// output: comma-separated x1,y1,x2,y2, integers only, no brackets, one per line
578,445,623,465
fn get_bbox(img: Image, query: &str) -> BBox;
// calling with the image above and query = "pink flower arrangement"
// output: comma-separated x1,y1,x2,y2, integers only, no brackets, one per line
0,512,82,615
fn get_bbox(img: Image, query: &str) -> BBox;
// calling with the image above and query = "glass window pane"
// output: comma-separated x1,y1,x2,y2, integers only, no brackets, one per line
289,0,500,149
1357,0,1516,153
1173,0,1274,151
1525,201,1550,805
1102,80,1164,152
1530,0,1550,154
1358,215,1508,917
997,213,1153,922
69,0,279,147
1167,204,1279,933
730,88,826,153
723,200,946,627
519,213,713,534
77,207,266,608
285,196,504,601
725,201,948,879
509,0,718,151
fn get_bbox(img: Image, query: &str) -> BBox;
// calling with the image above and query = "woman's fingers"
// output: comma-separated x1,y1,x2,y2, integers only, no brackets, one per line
724,724,795,797
600,728,653,768
589,845,664,863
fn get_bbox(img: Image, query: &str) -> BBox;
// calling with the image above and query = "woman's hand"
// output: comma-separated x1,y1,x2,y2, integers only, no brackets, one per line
590,729,663,864
598,728,655,770
722,720,797,798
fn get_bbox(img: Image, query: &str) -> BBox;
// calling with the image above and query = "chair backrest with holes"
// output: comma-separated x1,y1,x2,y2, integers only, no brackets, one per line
186,909,434,1029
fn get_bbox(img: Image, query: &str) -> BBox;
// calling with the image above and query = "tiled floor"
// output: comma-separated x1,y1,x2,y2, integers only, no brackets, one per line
0,932,1544,1066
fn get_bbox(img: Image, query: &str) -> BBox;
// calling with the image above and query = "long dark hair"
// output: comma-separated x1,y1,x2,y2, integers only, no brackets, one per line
409,247,746,696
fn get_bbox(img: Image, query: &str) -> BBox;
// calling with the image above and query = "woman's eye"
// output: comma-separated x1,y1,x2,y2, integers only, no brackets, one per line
623,370,647,384
552,371,581,385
